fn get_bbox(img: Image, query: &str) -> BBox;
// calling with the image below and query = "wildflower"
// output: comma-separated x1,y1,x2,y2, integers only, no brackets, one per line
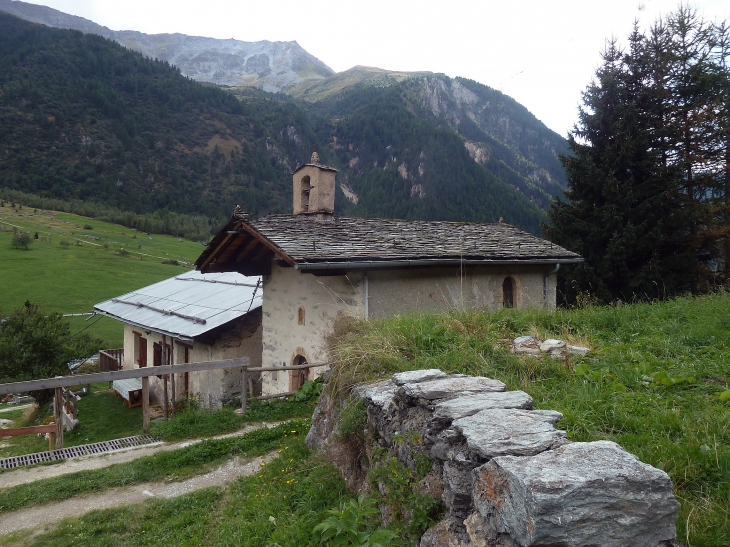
269,516,277,525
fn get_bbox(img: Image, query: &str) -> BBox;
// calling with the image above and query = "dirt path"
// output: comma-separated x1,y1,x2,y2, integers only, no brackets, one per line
0,421,284,490
0,405,32,415
0,451,278,536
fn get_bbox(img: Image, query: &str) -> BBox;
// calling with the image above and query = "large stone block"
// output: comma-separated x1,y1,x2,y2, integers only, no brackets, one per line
452,409,569,459
400,376,506,400
431,391,534,431
393,369,447,385
471,440,680,547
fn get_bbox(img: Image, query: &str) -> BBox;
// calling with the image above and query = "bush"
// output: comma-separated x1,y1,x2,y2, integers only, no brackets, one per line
162,259,180,265
59,239,71,248
11,231,32,250
118,248,130,257
82,224,93,230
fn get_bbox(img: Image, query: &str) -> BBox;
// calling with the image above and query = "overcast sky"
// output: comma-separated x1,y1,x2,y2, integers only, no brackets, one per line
20,0,730,136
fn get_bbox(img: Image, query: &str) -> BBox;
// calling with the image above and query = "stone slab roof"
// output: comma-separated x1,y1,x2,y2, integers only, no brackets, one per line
196,214,581,274
248,215,579,262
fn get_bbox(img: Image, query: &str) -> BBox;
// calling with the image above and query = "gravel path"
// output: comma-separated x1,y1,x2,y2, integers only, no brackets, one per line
0,421,284,490
0,405,32,415
0,451,278,536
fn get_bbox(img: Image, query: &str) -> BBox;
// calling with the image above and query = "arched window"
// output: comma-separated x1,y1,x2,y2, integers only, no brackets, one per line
503,277,515,308
298,306,305,325
290,355,310,391
301,175,311,211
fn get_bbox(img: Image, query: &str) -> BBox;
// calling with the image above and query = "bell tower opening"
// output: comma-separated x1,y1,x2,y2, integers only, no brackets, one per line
301,176,311,212
292,152,338,217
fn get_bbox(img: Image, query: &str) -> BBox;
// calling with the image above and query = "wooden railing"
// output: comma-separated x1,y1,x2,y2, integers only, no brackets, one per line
99,349,123,372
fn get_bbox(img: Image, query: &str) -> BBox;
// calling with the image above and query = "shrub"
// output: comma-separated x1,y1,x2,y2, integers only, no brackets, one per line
11,231,32,250
118,248,130,257
59,239,71,248
162,259,180,266
82,224,93,230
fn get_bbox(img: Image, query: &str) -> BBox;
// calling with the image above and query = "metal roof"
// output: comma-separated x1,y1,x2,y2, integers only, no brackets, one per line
93,270,262,341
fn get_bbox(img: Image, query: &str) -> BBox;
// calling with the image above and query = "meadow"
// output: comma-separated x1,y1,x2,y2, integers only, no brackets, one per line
1,295,728,546
0,204,204,347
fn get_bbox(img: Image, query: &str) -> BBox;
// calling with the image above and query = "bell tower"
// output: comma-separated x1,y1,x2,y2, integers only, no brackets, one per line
293,152,338,218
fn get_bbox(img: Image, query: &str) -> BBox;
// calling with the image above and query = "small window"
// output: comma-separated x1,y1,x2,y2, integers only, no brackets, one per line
298,306,305,325
503,277,515,308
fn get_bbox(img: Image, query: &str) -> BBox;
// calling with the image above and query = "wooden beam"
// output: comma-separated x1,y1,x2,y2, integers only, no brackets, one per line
0,424,56,437
0,358,250,395
236,222,296,266
142,376,150,433
54,386,63,449
247,363,327,373
241,368,248,414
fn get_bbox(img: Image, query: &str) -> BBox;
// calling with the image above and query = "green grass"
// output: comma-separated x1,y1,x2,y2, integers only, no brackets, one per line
0,206,203,347
0,419,311,515
0,440,349,547
326,293,730,547
151,398,318,442
0,384,142,458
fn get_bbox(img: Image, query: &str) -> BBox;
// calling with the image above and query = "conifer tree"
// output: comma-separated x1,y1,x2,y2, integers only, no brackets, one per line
548,8,730,302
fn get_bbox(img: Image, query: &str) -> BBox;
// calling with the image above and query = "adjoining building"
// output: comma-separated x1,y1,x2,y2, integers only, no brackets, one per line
94,270,262,408
196,152,582,396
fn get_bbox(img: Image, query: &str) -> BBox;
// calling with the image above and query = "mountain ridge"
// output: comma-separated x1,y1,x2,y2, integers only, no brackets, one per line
0,0,334,91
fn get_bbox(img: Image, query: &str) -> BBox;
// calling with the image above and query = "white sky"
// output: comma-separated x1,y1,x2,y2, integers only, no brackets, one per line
19,0,730,136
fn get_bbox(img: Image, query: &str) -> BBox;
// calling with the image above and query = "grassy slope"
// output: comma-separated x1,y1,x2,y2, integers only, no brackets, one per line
327,294,730,547
1,296,728,546
0,205,203,347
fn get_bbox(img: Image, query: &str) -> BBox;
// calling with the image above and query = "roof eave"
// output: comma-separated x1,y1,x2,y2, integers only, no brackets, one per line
293,257,584,272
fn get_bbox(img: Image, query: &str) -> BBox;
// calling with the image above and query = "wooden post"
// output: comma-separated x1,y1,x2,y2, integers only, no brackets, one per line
241,367,248,414
162,335,169,419
170,340,176,417
48,432,55,451
142,376,150,433
53,387,63,449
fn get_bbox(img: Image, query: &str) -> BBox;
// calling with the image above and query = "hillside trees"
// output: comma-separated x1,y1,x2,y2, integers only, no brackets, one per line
548,8,730,302
0,302,101,382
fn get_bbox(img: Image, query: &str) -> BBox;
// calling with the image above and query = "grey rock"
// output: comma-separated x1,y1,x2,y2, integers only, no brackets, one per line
355,379,398,410
513,336,541,356
566,344,590,355
392,369,447,385
420,517,474,547
442,460,477,518
430,391,534,433
539,339,566,352
472,440,680,547
452,409,569,459
401,377,506,400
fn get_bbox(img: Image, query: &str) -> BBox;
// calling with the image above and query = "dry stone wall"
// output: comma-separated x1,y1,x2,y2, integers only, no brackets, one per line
306,369,682,547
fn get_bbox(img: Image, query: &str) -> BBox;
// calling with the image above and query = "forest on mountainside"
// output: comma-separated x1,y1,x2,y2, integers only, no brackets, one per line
0,12,559,236
0,13,318,237
304,84,547,231
548,7,730,302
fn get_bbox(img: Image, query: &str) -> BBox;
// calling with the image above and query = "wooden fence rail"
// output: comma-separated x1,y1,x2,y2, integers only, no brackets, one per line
0,359,327,450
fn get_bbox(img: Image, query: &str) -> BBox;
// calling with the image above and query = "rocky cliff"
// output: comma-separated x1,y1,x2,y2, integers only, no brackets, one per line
0,0,333,91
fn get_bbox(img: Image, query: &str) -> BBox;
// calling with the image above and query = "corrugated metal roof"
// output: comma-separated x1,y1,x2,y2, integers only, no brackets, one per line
93,271,262,341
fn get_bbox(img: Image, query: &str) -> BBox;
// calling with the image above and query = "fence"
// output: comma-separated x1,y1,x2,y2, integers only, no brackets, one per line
0,359,327,450
99,349,123,372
